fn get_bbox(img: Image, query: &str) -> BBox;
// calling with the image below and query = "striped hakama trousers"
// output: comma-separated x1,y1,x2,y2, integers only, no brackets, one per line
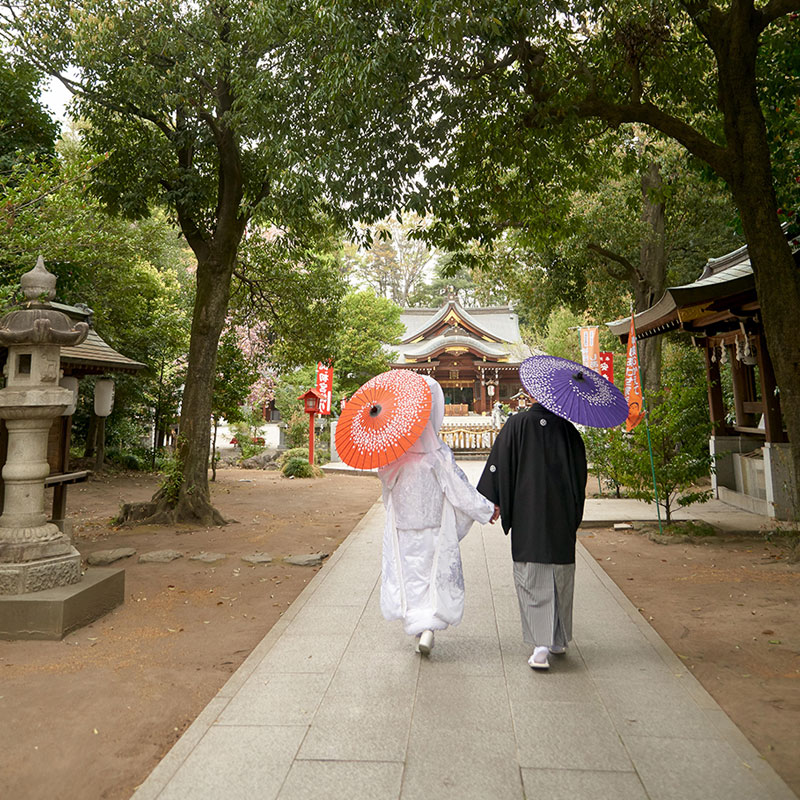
512,562,575,649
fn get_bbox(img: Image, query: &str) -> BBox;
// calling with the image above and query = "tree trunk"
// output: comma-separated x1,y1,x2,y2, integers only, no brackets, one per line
84,413,98,458
118,249,237,527
172,252,235,524
151,356,165,470
636,161,667,396
734,198,799,518
715,17,800,519
113,109,248,527
211,418,218,482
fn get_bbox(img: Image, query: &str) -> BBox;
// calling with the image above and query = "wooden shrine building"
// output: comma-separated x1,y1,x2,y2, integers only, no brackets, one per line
607,235,799,520
390,298,533,416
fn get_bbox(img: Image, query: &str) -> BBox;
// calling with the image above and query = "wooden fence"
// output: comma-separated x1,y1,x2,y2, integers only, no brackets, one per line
440,425,498,453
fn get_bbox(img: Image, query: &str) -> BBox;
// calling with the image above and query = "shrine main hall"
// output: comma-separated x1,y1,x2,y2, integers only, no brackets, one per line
389,298,532,415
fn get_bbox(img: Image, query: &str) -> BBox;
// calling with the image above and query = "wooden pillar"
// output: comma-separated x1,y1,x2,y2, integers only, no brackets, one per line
729,345,757,427
51,416,72,522
94,416,106,472
84,412,98,457
755,332,786,443
704,343,726,433
308,412,315,465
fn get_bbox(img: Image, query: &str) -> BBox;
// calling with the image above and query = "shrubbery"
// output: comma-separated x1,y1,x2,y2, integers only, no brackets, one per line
105,449,148,471
281,456,323,478
277,448,324,477
278,446,327,467
278,447,311,466
583,426,628,498
230,410,267,459
583,342,713,522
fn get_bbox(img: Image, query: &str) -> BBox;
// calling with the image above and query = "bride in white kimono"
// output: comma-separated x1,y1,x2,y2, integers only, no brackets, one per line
377,376,497,654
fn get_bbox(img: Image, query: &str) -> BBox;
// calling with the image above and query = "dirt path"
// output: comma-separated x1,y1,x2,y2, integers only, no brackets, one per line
0,467,380,800
581,527,800,798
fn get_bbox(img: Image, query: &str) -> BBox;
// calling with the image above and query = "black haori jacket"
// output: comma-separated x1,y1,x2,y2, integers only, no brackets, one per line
477,404,587,564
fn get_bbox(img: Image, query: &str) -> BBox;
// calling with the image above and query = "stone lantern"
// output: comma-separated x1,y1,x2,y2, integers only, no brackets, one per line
0,258,89,595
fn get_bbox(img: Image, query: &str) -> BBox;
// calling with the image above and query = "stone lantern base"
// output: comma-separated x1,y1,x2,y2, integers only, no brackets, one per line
0,567,124,640
0,548,81,595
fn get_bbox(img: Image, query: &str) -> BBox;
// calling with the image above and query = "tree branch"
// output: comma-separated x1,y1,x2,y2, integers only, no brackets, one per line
457,38,546,83
754,0,800,28
577,99,730,181
586,243,637,282
679,0,714,23
164,182,210,263
459,47,518,80
248,178,271,212
232,267,283,323
678,0,729,44
144,50,216,97
0,22,179,139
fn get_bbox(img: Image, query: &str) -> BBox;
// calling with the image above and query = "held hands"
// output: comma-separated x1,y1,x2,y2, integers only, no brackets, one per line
490,505,500,524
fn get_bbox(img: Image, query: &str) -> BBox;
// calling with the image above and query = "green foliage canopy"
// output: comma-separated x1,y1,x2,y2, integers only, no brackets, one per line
332,289,404,397
0,53,59,174
0,132,193,462
403,0,800,514
273,287,404,431
229,223,346,373
2,0,433,522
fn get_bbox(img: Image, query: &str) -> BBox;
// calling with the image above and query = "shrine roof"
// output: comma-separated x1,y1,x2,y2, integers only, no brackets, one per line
53,302,146,374
399,300,523,344
606,229,799,341
392,299,529,364
394,334,527,363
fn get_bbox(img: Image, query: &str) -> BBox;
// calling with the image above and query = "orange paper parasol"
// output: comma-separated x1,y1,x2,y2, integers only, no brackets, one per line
335,370,432,470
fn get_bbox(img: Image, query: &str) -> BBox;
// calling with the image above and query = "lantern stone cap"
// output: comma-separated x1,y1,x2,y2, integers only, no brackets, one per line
21,256,57,303
0,258,89,347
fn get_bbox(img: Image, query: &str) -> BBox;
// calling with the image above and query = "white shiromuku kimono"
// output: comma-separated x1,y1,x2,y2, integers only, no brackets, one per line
378,377,495,636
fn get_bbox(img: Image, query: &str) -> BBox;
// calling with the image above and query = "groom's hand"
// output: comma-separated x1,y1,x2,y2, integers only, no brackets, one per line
490,505,500,524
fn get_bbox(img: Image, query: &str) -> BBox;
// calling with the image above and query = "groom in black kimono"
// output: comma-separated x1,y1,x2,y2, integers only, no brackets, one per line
477,397,587,670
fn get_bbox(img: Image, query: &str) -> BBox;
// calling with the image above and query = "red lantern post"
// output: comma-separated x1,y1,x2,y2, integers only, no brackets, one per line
298,388,323,465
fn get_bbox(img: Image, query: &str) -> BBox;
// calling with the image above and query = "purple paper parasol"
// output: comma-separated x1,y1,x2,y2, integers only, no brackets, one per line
519,355,629,428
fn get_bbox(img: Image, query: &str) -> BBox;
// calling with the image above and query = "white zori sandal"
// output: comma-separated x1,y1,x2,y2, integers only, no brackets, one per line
417,630,435,655
528,646,550,669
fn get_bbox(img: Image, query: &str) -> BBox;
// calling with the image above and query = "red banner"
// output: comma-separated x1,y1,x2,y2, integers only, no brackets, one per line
598,352,614,384
623,318,644,431
579,326,600,373
315,363,333,416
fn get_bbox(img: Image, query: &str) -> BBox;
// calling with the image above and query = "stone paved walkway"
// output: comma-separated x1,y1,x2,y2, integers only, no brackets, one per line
131,463,794,800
